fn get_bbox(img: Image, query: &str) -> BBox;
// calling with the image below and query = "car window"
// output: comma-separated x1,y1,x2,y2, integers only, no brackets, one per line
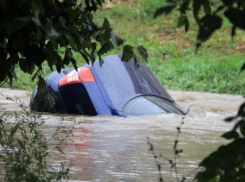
123,95,185,116
91,55,173,111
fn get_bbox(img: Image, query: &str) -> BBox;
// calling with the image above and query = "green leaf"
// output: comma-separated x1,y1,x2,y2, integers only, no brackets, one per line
47,27,59,39
111,33,124,47
214,6,225,14
222,131,239,139
177,15,189,32
31,1,42,26
85,0,97,12
0,0,8,8
3,21,17,37
99,56,104,67
46,49,63,72
134,56,140,69
224,116,237,122
63,48,77,70
197,15,223,43
67,35,77,51
122,45,134,62
31,69,40,81
180,0,191,14
232,120,244,131
193,0,204,14
89,42,97,63
47,89,57,105
103,18,110,30
98,42,114,55
203,0,211,15
19,59,28,73
221,0,233,7
96,0,103,6
231,25,236,38
36,27,43,42
31,0,39,12
240,121,245,137
34,76,46,103
59,16,66,29
224,9,245,30
177,16,186,27
16,16,31,22
238,103,245,117
17,139,26,150
37,76,46,90
185,16,190,32
193,0,205,25
31,47,46,68
241,62,245,72
35,0,44,15
154,5,176,18
137,45,148,62
32,11,41,26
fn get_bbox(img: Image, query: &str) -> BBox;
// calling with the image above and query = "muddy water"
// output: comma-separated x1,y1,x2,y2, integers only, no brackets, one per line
0,88,244,181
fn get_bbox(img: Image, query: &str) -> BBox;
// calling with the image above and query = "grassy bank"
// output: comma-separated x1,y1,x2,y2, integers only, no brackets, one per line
4,0,245,95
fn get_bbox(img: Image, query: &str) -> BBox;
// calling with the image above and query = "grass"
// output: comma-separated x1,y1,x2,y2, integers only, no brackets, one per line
3,0,245,95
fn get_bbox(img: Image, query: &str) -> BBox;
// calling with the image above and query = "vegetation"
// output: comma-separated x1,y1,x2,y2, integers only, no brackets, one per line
154,0,245,181
0,95,73,182
0,0,146,90
0,1,139,181
196,105,245,180
148,117,189,182
3,0,245,95
1,0,245,181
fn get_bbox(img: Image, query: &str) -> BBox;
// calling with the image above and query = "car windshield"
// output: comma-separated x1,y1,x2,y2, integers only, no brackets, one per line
91,55,173,111
123,95,185,116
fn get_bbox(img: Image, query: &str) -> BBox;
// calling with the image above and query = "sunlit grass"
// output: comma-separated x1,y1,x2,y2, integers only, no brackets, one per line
4,0,245,95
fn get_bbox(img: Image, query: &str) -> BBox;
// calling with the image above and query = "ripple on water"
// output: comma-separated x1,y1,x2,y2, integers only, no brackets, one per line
0,88,244,181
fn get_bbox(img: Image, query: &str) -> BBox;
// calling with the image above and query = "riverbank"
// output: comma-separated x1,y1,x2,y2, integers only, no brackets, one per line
2,0,245,94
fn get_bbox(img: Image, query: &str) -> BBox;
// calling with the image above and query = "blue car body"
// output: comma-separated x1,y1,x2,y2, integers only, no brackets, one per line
30,55,185,117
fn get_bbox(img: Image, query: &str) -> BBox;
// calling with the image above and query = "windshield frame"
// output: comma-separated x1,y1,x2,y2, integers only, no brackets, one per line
122,95,186,116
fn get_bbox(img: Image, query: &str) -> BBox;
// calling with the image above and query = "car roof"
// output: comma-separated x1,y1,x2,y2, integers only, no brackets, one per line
89,55,174,111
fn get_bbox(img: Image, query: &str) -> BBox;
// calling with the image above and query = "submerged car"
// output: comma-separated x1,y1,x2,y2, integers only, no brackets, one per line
30,55,185,117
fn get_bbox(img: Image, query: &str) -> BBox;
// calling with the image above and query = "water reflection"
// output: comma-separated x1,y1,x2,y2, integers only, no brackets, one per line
64,127,92,181
0,88,244,181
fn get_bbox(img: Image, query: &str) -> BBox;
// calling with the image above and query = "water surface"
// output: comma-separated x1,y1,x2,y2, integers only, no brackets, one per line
0,88,243,181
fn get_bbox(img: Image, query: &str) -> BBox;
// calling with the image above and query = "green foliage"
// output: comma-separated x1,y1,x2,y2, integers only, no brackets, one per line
0,0,147,87
2,1,245,94
195,104,245,181
153,1,245,181
0,96,72,182
153,0,245,49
